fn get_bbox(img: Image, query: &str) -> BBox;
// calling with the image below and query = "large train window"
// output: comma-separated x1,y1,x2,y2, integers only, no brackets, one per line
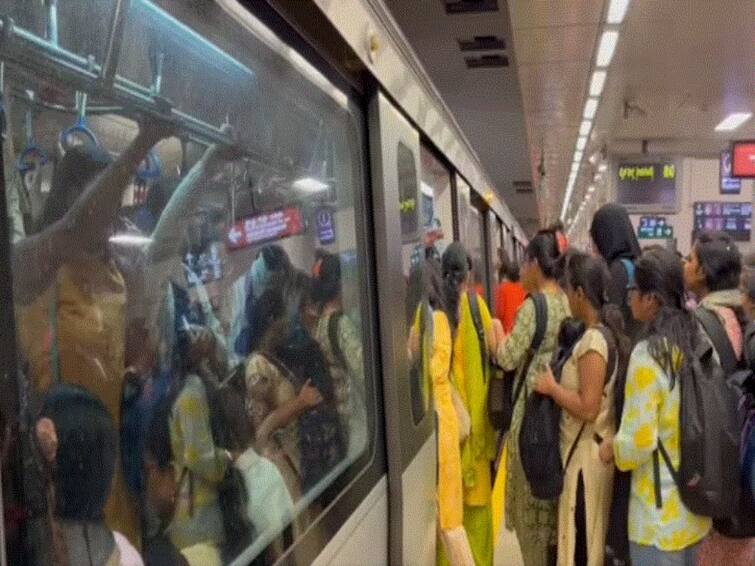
419,145,453,258
1,2,374,565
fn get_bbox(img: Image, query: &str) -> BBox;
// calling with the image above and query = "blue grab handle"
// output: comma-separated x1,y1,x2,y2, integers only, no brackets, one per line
16,143,49,173
59,116,98,152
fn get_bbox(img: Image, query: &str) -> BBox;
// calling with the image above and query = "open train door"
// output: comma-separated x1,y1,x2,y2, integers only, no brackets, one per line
369,91,437,566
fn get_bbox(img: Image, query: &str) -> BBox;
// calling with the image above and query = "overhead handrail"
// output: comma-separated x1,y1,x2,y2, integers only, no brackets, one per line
58,90,98,152
15,90,49,175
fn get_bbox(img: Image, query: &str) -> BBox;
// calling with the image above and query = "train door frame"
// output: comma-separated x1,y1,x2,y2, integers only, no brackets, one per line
368,91,437,566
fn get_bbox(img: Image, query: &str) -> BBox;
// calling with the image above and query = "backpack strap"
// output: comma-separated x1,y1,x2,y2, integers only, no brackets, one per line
695,307,739,374
619,258,635,290
328,311,347,370
595,325,618,383
652,440,678,509
511,293,548,409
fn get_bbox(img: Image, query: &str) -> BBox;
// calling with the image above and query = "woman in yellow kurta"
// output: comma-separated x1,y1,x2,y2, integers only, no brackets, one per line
15,122,173,547
441,243,497,566
410,260,464,562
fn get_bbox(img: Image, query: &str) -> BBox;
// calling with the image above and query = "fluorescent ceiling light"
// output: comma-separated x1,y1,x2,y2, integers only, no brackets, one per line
583,98,599,119
598,163,608,172
579,120,592,136
109,233,152,246
714,112,752,132
292,177,329,192
574,150,584,162
596,30,619,67
576,136,588,151
607,0,631,24
589,70,607,97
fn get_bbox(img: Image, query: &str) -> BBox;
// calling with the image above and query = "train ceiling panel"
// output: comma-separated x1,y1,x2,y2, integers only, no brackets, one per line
385,0,539,235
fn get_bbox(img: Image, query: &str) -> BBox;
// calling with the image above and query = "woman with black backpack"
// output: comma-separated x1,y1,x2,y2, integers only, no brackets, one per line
683,232,755,565
495,230,570,566
600,248,711,565
533,252,630,566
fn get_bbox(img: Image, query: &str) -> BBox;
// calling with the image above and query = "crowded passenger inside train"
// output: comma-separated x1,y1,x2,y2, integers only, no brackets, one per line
0,1,753,566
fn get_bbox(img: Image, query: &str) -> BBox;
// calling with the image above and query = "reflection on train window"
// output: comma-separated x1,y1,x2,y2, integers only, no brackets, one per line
397,142,420,244
396,143,429,424
2,2,371,565
420,145,453,258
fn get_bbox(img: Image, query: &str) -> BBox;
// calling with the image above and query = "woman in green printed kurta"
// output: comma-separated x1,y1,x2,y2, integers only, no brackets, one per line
496,231,570,566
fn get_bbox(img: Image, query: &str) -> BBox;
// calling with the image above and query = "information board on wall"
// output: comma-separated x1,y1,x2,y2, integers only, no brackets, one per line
227,207,304,250
720,150,742,194
616,161,677,213
693,201,752,242
638,216,674,239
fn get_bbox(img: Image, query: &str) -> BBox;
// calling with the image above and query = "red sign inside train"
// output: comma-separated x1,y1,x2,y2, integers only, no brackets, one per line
227,207,303,250
732,141,755,178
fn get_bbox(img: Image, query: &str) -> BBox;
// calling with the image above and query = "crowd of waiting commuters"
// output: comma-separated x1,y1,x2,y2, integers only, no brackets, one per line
3,123,368,566
2,118,754,566
422,203,754,566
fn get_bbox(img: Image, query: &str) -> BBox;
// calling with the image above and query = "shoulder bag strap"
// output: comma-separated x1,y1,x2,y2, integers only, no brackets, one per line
328,311,347,370
563,422,586,470
467,290,487,366
695,306,738,374
511,293,548,408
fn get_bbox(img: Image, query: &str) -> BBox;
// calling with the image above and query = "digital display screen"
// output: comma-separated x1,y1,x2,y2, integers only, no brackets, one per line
693,201,752,242
638,216,673,239
732,141,755,178
226,207,304,250
616,161,677,213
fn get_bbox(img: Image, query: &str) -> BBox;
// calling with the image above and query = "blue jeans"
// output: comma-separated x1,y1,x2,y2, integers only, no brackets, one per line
629,541,700,566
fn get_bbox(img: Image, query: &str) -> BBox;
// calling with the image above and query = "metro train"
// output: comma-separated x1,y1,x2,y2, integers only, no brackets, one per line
0,1,528,565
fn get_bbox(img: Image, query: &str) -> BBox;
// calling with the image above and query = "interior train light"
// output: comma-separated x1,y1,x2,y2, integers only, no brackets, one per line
596,30,619,67
293,177,329,192
589,70,607,97
588,185,596,194
579,120,592,136
714,112,752,132
607,0,631,24
598,163,608,172
576,136,588,151
583,98,599,119
574,150,584,162
109,233,153,246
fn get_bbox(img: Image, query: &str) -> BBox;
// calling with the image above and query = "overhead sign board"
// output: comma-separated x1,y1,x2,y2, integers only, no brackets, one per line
315,206,336,245
227,207,303,250
693,201,752,242
638,216,674,239
616,160,678,213
732,141,755,178
720,150,742,194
